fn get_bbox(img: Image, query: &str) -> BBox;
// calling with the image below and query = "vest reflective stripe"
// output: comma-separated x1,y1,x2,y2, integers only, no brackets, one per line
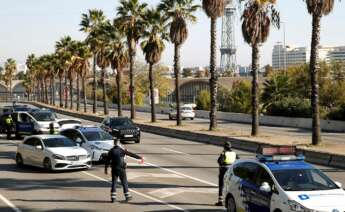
224,152,236,165
5,118,12,125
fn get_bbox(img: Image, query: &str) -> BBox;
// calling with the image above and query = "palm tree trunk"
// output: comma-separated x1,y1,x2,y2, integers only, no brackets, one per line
149,63,156,123
52,77,56,106
174,44,182,126
64,72,68,108
310,14,322,145
69,79,73,110
92,55,97,114
209,17,218,131
44,80,48,104
59,75,63,107
82,77,87,113
102,69,108,115
116,69,123,117
251,44,260,136
129,41,136,119
77,73,80,111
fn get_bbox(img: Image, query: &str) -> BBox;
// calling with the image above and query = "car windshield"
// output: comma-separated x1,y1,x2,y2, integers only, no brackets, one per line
273,168,339,191
83,131,113,141
110,118,133,127
31,112,56,121
43,137,77,148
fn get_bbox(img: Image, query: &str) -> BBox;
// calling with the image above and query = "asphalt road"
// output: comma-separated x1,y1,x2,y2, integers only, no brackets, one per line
86,104,345,144
0,109,345,212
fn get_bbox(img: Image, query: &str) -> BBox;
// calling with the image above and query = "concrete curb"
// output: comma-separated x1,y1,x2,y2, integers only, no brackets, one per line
28,102,345,169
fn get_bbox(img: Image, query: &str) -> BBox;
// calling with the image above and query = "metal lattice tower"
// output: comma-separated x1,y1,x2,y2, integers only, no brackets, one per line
220,1,237,73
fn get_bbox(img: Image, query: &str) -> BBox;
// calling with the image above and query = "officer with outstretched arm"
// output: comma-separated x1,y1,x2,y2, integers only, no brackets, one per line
215,141,239,206
105,138,144,203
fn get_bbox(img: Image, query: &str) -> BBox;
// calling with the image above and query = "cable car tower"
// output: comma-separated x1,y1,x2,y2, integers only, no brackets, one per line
220,0,237,73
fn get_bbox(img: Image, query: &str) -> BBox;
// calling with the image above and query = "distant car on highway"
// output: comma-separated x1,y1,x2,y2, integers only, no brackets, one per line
223,146,345,212
169,105,195,120
100,117,141,143
60,126,115,161
16,135,91,171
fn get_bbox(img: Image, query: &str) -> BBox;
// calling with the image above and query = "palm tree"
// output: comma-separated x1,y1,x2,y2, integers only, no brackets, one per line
4,58,17,101
158,0,199,126
202,0,225,131
141,8,168,123
80,9,107,114
107,24,129,117
26,54,37,101
305,0,336,145
94,21,112,115
74,43,92,113
241,0,279,136
56,36,74,108
116,0,148,119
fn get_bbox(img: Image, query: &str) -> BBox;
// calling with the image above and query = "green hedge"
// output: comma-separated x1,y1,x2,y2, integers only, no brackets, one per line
328,104,345,121
266,97,312,118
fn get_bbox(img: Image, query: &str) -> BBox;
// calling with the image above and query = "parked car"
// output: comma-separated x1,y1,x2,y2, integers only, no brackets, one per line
60,126,115,162
16,135,91,171
100,117,141,143
169,105,195,120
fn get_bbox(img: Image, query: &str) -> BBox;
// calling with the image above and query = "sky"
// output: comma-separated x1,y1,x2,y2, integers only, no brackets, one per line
0,0,344,68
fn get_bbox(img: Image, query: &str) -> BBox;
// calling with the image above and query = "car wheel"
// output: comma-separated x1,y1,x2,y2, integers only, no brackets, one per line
43,158,52,172
135,139,140,144
169,115,172,120
227,196,236,212
16,154,24,167
191,118,194,120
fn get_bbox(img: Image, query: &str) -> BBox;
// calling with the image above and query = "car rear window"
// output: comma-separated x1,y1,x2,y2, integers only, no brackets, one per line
82,131,113,141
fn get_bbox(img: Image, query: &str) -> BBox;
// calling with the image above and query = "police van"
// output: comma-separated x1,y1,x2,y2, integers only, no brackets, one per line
223,146,345,212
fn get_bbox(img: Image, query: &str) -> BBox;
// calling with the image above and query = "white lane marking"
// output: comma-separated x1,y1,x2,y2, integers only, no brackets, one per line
162,148,189,155
144,161,217,187
0,193,22,212
82,171,188,212
149,188,217,199
127,172,184,180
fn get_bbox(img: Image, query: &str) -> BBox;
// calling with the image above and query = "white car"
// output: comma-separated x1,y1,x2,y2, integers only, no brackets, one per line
16,135,91,171
169,105,195,120
57,119,82,131
60,126,115,162
223,147,345,212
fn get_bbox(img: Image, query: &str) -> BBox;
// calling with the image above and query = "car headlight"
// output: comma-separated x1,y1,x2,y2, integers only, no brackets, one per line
90,145,102,151
112,129,119,132
288,200,315,212
136,127,140,131
53,154,65,160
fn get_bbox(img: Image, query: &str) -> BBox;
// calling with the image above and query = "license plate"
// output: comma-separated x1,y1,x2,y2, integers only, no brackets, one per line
124,135,133,138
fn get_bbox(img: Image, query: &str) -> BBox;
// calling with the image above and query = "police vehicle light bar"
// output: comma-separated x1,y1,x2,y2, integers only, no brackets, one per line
257,146,305,162
260,146,296,156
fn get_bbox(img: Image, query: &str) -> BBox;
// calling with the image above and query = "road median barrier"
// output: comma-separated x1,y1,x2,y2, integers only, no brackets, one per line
26,101,345,169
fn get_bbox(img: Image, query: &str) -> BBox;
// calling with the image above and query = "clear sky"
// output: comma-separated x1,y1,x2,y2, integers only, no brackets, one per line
0,0,344,68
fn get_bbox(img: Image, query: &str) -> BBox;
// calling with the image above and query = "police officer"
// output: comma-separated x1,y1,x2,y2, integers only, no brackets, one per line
49,122,56,135
5,114,13,139
215,141,238,206
105,139,144,203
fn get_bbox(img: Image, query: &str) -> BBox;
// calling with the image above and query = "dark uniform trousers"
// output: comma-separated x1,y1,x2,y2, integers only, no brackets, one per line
111,168,129,199
218,166,230,198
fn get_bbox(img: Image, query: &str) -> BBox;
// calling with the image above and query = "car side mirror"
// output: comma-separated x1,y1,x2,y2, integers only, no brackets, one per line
75,138,83,143
260,182,271,193
36,145,42,150
335,181,342,188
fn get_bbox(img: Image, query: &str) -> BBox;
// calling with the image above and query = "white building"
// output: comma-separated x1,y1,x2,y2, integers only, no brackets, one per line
272,43,345,70
272,43,309,70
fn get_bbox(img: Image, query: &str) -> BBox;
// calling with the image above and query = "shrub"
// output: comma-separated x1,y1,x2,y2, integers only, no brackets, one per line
196,90,210,110
328,104,345,121
266,97,312,118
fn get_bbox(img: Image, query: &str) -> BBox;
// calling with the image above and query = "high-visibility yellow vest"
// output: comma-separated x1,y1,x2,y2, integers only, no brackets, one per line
5,117,13,125
223,151,236,165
